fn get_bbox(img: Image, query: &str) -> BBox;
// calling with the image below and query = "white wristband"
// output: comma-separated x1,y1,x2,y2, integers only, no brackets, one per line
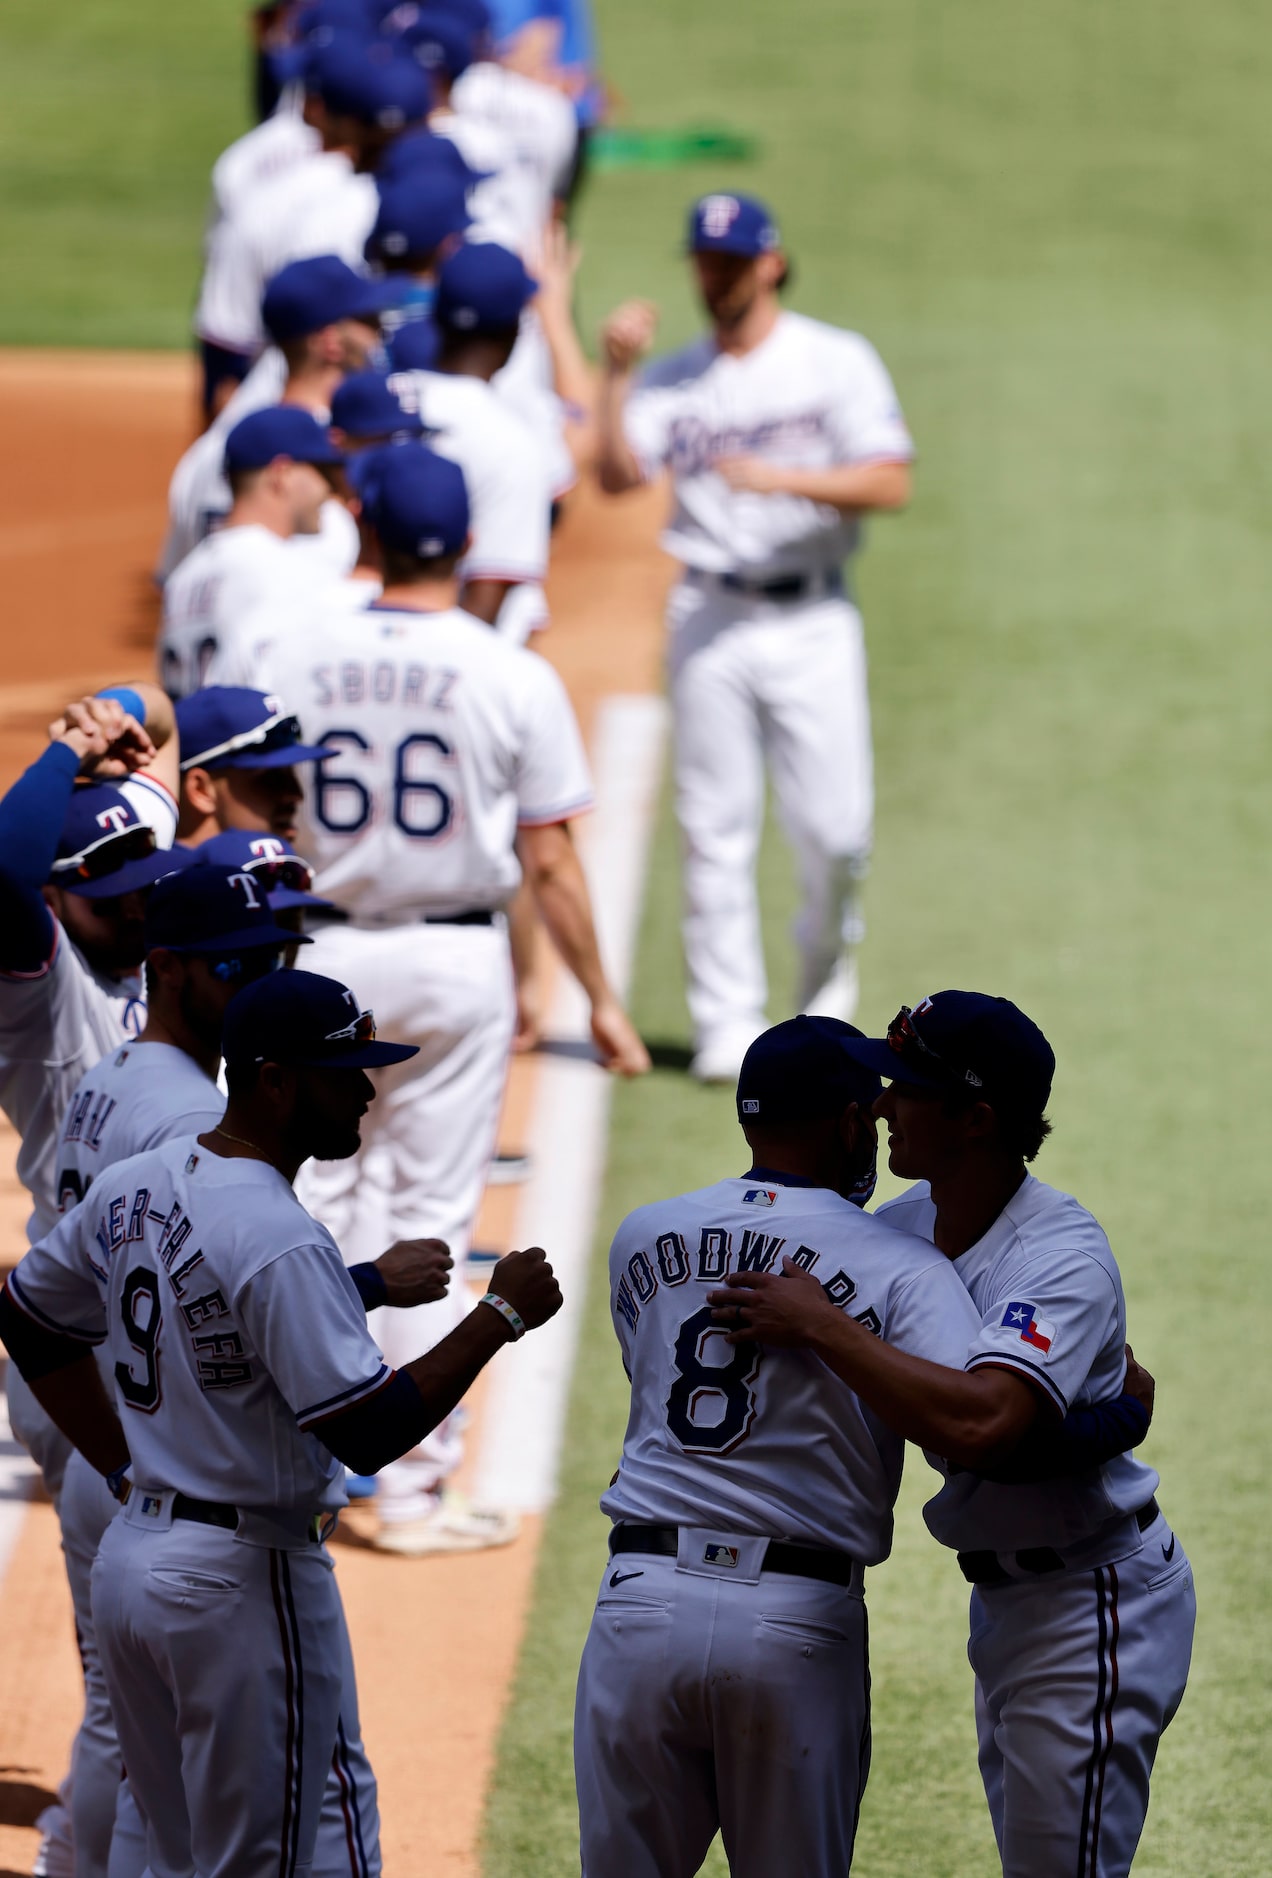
480,1292,526,1340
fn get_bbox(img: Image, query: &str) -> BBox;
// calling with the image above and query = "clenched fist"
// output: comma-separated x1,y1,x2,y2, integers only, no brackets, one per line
600,299,659,373
487,1247,563,1333
374,1238,453,1308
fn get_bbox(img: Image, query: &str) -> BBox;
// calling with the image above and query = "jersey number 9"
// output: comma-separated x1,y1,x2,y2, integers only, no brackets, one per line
115,1268,163,1415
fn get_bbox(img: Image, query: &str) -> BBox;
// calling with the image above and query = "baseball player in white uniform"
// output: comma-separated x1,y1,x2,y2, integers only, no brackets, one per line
384,240,553,636
163,254,402,583
575,1016,981,1876
716,992,1195,1878
0,968,562,1878
597,193,914,1082
261,446,647,1552
159,406,347,700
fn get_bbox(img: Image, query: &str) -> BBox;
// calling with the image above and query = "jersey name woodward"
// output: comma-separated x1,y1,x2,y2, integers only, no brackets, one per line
601,1177,979,1563
10,1138,387,1512
877,1177,1160,1554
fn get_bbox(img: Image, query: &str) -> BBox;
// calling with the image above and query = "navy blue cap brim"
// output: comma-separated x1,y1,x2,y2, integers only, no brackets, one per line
295,1041,420,1068
62,851,198,900
344,277,410,321
836,1035,944,1089
267,886,340,913
154,924,310,956
202,742,337,771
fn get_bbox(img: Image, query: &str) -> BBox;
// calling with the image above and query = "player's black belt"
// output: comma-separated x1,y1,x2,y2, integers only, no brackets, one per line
717,569,841,600
172,1493,239,1531
957,1498,1161,1587
609,1522,859,1588
422,908,495,927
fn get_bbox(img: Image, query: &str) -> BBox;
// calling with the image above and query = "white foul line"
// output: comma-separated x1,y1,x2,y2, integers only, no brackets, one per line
471,693,668,1513
0,1360,38,1586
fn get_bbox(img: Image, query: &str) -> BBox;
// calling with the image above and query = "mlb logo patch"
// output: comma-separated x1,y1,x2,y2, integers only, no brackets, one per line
1001,1301,1057,1354
742,1188,778,1207
740,1098,760,1115
703,1543,739,1568
140,1495,163,1518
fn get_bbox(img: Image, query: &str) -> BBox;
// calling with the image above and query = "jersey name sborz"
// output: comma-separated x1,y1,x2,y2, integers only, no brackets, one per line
309,659,460,711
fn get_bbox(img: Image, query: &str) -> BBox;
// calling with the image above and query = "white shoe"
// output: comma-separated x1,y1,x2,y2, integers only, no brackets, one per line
488,1150,531,1186
802,955,859,1025
690,1030,761,1086
373,1489,520,1557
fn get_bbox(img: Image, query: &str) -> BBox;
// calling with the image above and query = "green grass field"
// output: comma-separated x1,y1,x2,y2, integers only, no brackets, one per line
2,1,1269,1870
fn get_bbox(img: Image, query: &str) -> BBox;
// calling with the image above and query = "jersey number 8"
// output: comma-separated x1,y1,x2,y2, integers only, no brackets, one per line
313,729,458,840
665,1304,763,1455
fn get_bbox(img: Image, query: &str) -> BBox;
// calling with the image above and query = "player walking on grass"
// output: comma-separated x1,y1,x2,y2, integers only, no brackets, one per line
0,969,562,1878
262,445,648,1555
714,992,1195,1878
596,193,914,1083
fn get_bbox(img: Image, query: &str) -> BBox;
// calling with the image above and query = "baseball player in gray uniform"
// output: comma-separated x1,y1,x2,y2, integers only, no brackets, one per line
575,1016,980,1877
596,194,913,1083
0,968,562,1878
715,992,1195,1878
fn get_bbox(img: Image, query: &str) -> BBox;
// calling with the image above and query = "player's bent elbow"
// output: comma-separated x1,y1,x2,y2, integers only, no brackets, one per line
311,1370,435,1476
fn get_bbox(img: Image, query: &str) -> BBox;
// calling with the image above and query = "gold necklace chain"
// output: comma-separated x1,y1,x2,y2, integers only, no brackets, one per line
212,1124,265,1155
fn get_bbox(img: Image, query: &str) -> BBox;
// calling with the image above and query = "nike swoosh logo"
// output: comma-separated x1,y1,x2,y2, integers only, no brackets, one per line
1161,1535,1176,1562
609,1569,645,1588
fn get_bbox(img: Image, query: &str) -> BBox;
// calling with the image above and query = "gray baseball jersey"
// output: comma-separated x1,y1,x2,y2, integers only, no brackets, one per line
55,1040,224,1216
600,1175,981,1563
877,1175,1160,1553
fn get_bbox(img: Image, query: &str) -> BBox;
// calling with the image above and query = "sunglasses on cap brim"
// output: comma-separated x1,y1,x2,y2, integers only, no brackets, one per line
886,1007,984,1092
181,712,307,771
50,822,157,883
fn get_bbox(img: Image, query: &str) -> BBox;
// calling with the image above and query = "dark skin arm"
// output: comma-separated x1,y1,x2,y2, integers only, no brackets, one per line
373,1238,453,1307
28,1354,130,1479
710,1257,1048,1471
459,578,516,627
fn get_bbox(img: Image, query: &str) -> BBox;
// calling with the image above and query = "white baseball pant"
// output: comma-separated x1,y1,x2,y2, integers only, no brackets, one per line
92,1497,367,1878
61,1452,380,1878
666,575,873,1054
297,919,516,1522
574,1540,871,1877
968,1506,1195,1877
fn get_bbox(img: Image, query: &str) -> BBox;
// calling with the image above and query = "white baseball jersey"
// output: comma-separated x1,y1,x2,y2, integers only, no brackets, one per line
600,1176,980,1564
160,349,288,579
195,150,377,359
877,1176,1160,1554
625,311,914,577
55,1040,224,1216
0,932,145,1246
430,109,529,253
259,602,592,920
206,91,319,232
389,369,552,587
202,575,381,692
451,62,576,234
158,522,336,700
9,1137,389,1513
116,772,179,851
493,309,576,500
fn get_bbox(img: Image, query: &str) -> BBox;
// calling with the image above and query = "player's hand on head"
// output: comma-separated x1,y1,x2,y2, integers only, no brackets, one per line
589,998,651,1077
713,455,787,496
49,695,155,778
488,1246,563,1332
375,1237,453,1307
708,1256,837,1346
600,300,659,373
1123,1343,1155,1422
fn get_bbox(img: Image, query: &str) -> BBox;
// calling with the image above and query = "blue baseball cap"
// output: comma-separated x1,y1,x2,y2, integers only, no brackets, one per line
387,316,440,371
434,242,537,336
262,255,406,345
369,0,492,37
223,406,345,475
374,124,491,192
365,175,472,263
842,992,1056,1114
177,690,335,773
196,832,339,916
331,370,426,439
143,862,305,957
363,444,469,555
269,1,375,86
398,9,479,78
686,193,781,258
736,1017,882,1124
50,787,198,901
221,969,420,1071
309,32,431,128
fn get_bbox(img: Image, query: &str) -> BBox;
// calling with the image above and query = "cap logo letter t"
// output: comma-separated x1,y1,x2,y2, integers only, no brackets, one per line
96,806,131,835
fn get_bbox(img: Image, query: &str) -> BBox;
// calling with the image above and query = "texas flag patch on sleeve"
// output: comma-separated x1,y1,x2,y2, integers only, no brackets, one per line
1000,1301,1057,1354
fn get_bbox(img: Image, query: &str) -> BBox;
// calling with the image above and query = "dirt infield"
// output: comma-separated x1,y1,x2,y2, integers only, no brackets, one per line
0,350,672,1875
